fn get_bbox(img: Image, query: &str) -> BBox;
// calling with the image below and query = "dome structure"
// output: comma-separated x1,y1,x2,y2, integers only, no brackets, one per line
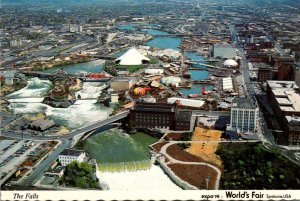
223,59,238,67
115,48,150,65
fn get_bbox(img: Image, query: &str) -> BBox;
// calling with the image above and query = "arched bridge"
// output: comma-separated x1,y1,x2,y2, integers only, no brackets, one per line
68,110,130,141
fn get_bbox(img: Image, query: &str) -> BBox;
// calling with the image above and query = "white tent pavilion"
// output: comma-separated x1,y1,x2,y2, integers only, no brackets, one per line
115,48,150,65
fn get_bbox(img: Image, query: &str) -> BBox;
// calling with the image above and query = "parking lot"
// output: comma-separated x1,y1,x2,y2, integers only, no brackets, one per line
0,140,58,186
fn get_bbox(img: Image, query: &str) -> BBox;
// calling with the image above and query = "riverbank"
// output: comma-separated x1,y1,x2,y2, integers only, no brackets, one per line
32,57,92,71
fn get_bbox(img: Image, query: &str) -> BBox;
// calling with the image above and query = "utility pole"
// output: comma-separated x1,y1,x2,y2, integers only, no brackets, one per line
206,172,211,190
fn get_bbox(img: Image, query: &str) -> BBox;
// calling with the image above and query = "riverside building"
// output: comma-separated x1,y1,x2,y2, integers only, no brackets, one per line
130,102,192,131
58,149,86,166
229,97,259,133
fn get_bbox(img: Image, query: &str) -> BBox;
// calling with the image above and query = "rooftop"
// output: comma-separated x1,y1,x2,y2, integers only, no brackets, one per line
267,80,300,111
286,116,300,125
232,97,256,109
60,149,84,157
133,102,176,113
176,110,192,122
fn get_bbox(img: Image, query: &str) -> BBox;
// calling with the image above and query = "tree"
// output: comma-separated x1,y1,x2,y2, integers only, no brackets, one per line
60,161,99,189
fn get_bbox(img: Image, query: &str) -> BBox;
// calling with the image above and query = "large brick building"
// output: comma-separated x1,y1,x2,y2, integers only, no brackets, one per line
130,102,192,131
266,80,300,145
270,56,295,81
257,56,295,82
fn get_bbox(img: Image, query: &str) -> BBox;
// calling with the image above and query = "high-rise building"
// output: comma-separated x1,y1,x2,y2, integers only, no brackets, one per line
68,24,83,33
229,97,259,133
9,38,22,47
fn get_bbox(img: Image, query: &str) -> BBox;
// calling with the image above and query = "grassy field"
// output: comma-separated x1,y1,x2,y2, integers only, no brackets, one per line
117,65,145,72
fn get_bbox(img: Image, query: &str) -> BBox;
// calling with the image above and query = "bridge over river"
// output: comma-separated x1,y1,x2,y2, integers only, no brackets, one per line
0,110,130,142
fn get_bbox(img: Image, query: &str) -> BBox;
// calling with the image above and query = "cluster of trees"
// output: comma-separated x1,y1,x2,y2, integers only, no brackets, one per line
178,132,193,149
104,61,118,76
104,61,145,74
52,58,89,68
59,161,99,189
217,143,300,189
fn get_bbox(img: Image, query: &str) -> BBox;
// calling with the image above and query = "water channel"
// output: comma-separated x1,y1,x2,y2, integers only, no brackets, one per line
117,24,213,95
43,59,104,74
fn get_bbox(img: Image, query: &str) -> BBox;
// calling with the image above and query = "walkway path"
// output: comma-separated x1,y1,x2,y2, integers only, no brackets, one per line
159,141,221,190
157,140,260,190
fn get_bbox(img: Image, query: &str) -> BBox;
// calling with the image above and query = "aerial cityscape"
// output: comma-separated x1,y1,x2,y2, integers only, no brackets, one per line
1,0,300,195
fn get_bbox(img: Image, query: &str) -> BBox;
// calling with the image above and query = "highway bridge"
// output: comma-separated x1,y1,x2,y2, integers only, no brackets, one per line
21,71,54,78
72,110,130,141
4,98,104,103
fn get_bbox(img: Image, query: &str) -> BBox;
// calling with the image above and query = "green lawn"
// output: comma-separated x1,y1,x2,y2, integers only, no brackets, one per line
117,65,145,72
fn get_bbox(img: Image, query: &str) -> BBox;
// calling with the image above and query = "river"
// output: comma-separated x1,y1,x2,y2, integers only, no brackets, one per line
86,128,181,190
85,129,156,163
7,78,112,129
43,59,104,74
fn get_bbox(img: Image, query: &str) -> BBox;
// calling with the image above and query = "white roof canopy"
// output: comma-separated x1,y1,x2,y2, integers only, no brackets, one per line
223,59,238,67
115,48,150,65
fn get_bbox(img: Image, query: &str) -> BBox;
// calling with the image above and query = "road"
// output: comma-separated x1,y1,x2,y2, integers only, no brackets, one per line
228,24,276,146
19,139,69,187
266,35,287,56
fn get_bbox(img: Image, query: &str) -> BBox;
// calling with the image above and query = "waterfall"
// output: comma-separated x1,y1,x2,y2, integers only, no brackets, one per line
96,165,182,191
7,77,52,98
7,79,112,129
75,82,106,99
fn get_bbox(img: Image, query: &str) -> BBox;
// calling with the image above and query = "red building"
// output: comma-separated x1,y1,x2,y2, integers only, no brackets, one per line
130,102,192,131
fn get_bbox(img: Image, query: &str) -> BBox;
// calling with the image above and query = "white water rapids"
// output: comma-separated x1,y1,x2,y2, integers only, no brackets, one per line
6,78,182,190
7,78,112,129
97,165,182,191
